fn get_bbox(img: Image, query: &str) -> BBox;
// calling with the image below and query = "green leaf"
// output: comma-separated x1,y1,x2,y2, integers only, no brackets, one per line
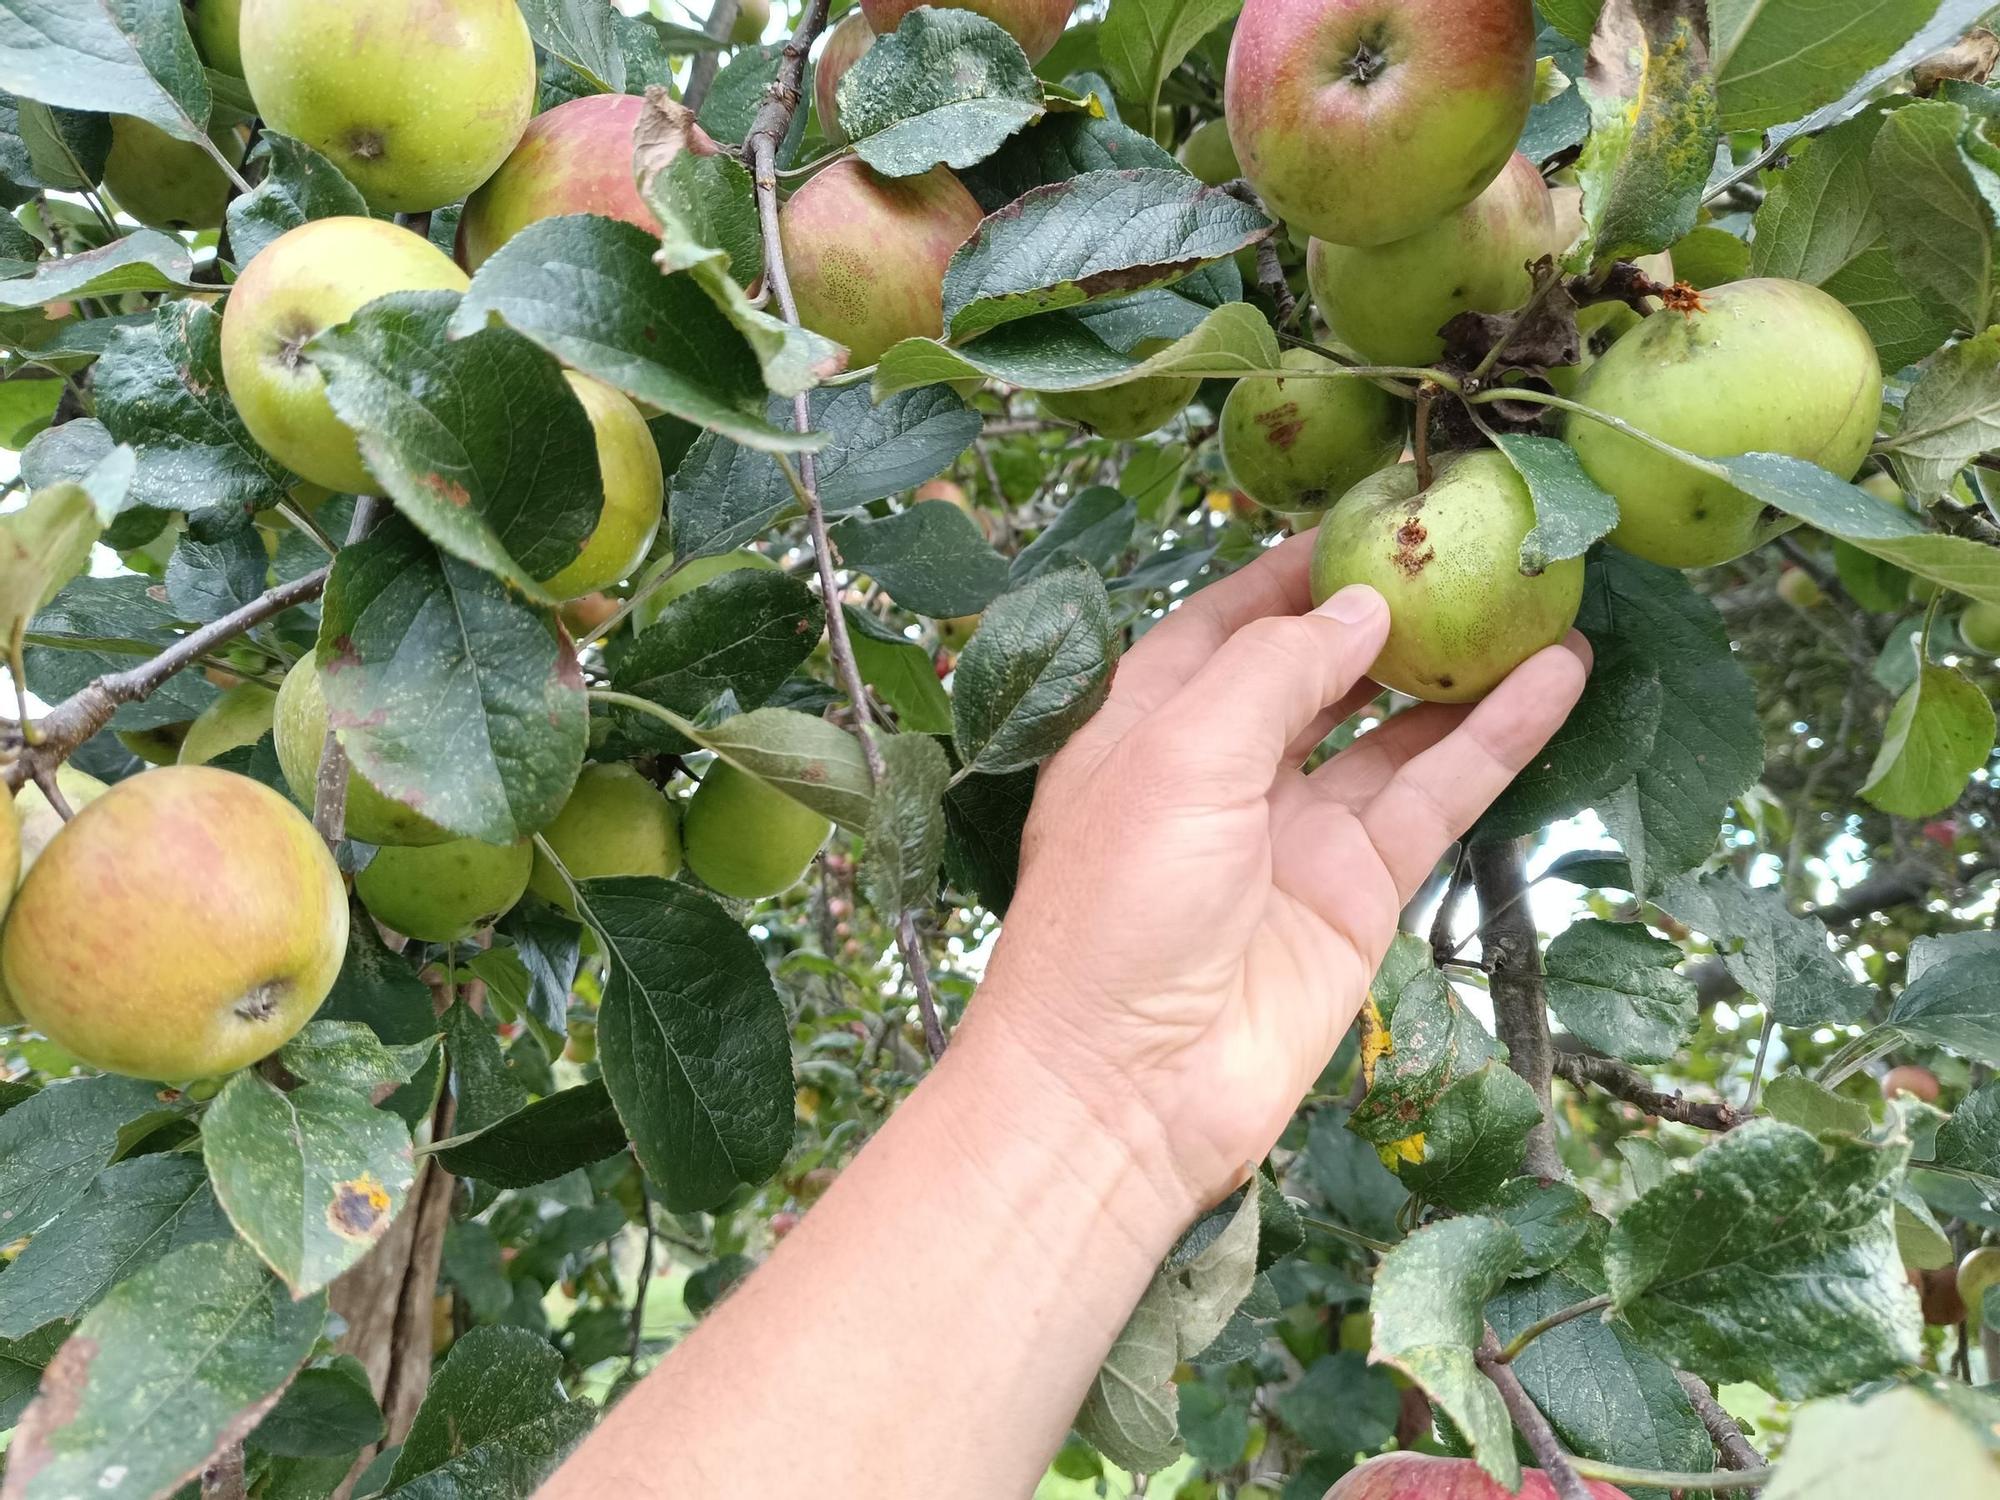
249,1359,385,1460
0,0,214,143
439,998,528,1138
0,228,200,308
1658,871,1870,1028
0,96,110,192
430,1081,628,1190
840,8,1043,177
1888,327,2000,502
452,215,810,452
1076,1178,1260,1473
940,169,1270,338
606,567,824,755
827,501,1011,618
1888,943,2000,1060
1763,1383,2000,1500
279,1021,438,1093
382,1326,593,1500
516,0,627,92
952,562,1117,775
0,1325,65,1429
1099,0,1243,115
1301,1108,1408,1247
591,878,794,1213
845,606,954,736
1543,919,1698,1064
225,133,370,270
1273,1351,1400,1459
0,1154,231,1339
1574,3,1718,266
942,764,1036,915
1869,100,1997,337
1492,433,1619,572
318,518,588,845
1398,1063,1545,1209
1010,485,1137,582
1712,0,1944,132
1369,1217,1523,1489
1750,108,1957,373
202,1074,415,1298
1930,1081,2000,1195
1605,1120,1918,1399
1489,1271,1714,1487
1350,968,1500,1146
0,1075,175,1241
306,291,603,599
676,707,874,831
2,1240,324,1500
1764,1070,1873,1137
861,732,951,913
317,922,446,1130
1861,659,1995,819
0,483,110,648
1480,1178,1593,1278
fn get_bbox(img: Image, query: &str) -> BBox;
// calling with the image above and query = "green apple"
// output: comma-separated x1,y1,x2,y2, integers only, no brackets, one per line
116,725,189,765
1308,154,1554,367
1037,340,1198,440
733,0,771,43
632,549,782,635
1959,1246,2000,1319
178,682,278,765
459,94,720,272
274,655,453,847
13,766,110,875
683,761,832,901
860,0,1074,62
1959,601,2000,656
1221,349,1407,512
1546,186,1675,395
528,763,683,910
355,837,533,943
102,116,240,232
1775,568,1824,610
1309,452,1583,703
815,10,878,146
779,158,985,367
240,0,535,213
192,0,246,75
1,766,347,1079
1860,472,1910,508
1178,118,1241,186
536,373,665,602
1226,0,1535,248
1566,278,1883,569
220,216,470,494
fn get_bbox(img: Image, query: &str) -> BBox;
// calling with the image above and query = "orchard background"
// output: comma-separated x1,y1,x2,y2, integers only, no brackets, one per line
0,0,1998,1497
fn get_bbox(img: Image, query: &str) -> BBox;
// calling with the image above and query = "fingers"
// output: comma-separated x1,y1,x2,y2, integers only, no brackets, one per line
1142,584,1393,780
1281,680,1384,766
1355,635,1592,901
1303,700,1469,804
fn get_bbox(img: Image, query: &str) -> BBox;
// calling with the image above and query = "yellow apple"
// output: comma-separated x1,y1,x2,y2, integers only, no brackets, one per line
527,763,682,910
274,656,453,847
537,374,665,602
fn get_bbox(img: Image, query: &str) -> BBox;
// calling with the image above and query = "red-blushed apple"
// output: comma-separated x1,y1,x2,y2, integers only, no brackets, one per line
0,767,348,1080
816,10,878,146
778,158,985,367
1882,1064,1942,1103
1221,348,1407,512
1309,153,1554,367
860,0,1075,62
458,94,721,271
1226,0,1536,248
1566,278,1883,570
240,0,535,213
1310,452,1584,703
537,373,665,602
220,216,470,495
1328,1454,1632,1500
102,116,241,231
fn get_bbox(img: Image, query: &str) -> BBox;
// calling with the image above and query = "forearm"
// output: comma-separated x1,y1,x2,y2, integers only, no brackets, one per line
541,1000,1199,1499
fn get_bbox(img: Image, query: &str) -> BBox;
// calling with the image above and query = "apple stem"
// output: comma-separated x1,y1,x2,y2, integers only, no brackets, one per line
746,0,946,1064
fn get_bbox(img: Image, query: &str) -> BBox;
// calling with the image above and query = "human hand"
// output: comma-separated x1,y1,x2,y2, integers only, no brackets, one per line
968,534,1591,1214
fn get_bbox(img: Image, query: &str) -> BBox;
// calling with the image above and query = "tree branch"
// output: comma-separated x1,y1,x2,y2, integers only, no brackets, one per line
683,0,742,117
746,0,947,1062
1552,1050,1747,1132
1675,1371,1765,1474
1473,839,1562,1177
1477,1328,1595,1500
4,567,331,791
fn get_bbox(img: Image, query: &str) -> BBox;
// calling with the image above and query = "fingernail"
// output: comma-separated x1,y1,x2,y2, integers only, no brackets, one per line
1560,630,1594,669
1316,584,1384,624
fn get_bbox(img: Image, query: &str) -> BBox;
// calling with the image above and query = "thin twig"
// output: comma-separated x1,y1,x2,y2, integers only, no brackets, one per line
629,1188,657,1364
1569,1457,1773,1493
31,765,73,821
683,0,742,117
4,568,331,791
1742,1013,1777,1115
1298,1212,1396,1256
1429,845,1473,966
1553,1051,1747,1132
899,911,946,1061
1675,1371,1766,1472
1478,1328,1596,1500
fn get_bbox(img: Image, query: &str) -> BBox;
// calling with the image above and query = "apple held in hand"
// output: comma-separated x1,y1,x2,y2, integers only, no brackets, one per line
1227,0,1536,248
1309,154,1555,367
1328,1454,1631,1500
538,373,665,602
1221,349,1408,512
528,763,683,911
780,159,985,367
815,11,878,146
240,0,535,213
221,217,470,494
1566,279,1883,570
860,0,1075,62
356,837,534,944
274,656,452,848
1,767,347,1080
1310,452,1584,703
684,761,832,901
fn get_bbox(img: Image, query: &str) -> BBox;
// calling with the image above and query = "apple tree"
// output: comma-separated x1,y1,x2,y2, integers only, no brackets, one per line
0,1,1998,1498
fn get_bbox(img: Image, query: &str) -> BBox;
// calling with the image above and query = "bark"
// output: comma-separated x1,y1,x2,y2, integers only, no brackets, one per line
1472,839,1563,1178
